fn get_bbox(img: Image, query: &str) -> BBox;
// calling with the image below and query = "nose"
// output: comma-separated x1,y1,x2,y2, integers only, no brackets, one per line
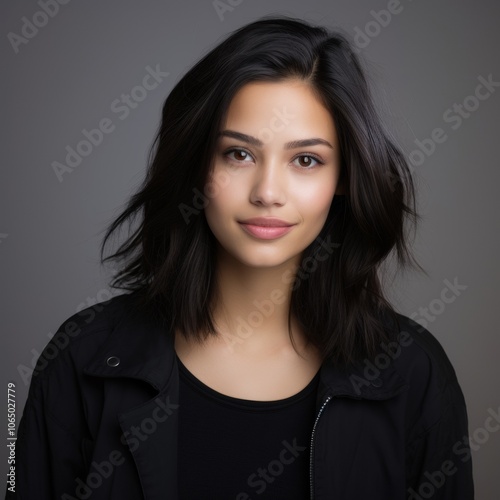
249,157,287,206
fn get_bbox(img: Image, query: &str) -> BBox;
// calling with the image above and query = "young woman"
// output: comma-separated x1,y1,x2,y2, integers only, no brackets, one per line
8,15,474,500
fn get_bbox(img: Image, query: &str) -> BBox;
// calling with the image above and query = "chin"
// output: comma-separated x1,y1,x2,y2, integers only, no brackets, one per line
234,251,298,269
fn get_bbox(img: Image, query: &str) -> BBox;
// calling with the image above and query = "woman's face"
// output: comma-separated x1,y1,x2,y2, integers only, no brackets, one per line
204,79,343,270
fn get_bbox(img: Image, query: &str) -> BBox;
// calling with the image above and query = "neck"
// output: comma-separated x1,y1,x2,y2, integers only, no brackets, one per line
210,245,305,353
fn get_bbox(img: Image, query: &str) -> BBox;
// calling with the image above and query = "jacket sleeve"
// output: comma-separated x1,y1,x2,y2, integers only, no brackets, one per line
404,323,474,499
5,331,90,499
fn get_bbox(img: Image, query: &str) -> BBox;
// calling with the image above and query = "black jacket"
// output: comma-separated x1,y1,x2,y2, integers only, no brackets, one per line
6,291,474,499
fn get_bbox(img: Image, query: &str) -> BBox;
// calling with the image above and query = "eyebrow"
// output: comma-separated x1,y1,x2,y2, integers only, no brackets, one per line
217,129,334,150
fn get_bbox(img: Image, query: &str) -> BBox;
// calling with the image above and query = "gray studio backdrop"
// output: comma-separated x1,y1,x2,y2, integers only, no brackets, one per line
2,0,499,496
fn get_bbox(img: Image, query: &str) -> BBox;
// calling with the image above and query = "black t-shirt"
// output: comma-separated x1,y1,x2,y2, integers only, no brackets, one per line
176,353,320,499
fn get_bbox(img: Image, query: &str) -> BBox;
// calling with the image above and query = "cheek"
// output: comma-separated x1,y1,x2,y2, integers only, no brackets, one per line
204,181,237,228
292,179,336,217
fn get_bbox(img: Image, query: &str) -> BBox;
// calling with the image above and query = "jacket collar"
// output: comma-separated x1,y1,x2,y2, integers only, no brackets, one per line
84,296,174,392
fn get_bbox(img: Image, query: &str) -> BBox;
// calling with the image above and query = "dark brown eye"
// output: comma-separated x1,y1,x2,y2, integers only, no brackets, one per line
233,150,249,161
294,155,323,169
224,148,253,163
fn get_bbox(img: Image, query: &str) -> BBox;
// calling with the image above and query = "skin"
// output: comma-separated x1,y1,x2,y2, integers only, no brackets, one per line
175,79,344,400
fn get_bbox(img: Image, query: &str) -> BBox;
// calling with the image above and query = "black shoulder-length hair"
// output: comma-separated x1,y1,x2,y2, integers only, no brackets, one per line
99,14,424,368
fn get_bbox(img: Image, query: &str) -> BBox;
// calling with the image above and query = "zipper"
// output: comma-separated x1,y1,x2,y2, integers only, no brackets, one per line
309,394,333,500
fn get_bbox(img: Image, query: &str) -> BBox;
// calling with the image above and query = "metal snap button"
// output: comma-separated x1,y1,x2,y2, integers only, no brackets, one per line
106,356,120,367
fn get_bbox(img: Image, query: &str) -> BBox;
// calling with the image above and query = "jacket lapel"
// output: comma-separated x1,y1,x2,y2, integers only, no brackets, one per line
83,298,179,500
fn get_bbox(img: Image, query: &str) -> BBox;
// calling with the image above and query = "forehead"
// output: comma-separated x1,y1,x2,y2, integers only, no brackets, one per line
221,80,338,144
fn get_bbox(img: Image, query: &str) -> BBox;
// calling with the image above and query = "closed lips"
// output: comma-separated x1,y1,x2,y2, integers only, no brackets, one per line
238,218,294,227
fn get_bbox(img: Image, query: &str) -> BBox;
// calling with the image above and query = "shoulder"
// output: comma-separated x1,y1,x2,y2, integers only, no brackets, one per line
16,291,140,441
30,291,138,382
386,312,468,433
389,312,465,392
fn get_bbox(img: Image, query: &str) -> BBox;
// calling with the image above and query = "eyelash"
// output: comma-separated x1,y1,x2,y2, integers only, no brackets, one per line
222,147,325,170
